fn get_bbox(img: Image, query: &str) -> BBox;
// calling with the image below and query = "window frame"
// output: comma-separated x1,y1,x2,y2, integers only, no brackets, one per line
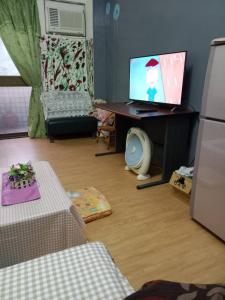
0,37,27,86
0,76,27,86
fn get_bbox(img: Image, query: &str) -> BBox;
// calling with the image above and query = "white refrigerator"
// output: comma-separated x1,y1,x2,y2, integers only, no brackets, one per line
191,38,225,241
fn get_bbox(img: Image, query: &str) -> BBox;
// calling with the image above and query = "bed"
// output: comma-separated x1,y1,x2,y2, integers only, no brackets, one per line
0,242,134,300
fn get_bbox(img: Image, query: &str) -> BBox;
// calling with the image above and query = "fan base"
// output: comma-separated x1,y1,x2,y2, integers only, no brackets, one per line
137,174,150,181
125,166,150,181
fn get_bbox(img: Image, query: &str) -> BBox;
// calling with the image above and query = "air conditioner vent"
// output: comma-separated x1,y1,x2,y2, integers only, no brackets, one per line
45,0,86,37
49,8,59,28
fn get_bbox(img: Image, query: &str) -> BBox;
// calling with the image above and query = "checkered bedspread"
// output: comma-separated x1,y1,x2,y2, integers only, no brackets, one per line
0,242,134,300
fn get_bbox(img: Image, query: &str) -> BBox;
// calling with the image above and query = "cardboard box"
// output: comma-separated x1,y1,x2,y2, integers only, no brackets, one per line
169,171,192,194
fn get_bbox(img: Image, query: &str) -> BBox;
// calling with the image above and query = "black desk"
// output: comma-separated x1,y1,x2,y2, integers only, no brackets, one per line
95,102,198,189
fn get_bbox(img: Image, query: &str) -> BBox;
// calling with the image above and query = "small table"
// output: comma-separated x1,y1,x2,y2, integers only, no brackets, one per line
0,161,86,268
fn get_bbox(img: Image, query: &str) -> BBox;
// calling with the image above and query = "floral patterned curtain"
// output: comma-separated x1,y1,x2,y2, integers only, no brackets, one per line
86,38,94,99
40,36,88,92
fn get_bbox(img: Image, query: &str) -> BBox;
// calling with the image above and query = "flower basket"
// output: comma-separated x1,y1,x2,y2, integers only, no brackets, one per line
8,163,36,189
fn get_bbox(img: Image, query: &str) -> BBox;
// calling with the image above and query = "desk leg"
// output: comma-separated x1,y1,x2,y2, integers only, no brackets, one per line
95,151,118,157
115,114,131,152
137,179,167,189
161,116,190,181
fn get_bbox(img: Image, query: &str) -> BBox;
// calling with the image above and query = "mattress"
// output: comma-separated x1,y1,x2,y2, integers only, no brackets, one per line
0,242,134,300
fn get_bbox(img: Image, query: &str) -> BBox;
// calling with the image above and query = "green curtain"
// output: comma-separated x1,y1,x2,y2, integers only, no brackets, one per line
0,0,46,138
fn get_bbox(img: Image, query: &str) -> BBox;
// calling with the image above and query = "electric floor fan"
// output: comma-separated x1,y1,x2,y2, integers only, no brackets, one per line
125,127,153,180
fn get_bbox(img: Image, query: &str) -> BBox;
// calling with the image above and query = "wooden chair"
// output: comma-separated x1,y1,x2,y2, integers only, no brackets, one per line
96,112,115,149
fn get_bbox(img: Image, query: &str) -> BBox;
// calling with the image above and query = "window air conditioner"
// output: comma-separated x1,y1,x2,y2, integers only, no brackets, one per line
45,0,86,36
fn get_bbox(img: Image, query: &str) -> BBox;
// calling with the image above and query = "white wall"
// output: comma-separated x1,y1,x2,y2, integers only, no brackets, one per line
37,0,93,40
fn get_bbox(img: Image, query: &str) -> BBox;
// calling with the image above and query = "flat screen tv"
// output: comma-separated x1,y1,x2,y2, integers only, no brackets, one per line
129,51,187,106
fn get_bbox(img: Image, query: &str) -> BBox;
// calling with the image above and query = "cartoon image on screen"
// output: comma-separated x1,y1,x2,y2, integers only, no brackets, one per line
145,57,165,102
129,52,186,105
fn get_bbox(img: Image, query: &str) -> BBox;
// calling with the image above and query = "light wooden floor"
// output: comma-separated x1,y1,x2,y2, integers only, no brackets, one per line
0,137,225,289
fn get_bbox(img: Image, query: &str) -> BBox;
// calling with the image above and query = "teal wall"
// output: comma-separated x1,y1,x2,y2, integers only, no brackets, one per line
93,0,225,160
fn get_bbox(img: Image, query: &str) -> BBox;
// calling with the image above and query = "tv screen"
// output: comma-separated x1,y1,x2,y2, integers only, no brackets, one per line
129,51,186,106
